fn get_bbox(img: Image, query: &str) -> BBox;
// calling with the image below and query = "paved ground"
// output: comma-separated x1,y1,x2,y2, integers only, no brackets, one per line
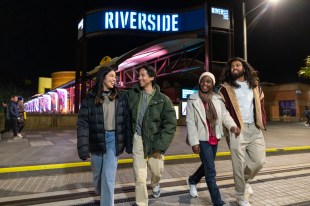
0,122,309,206
0,122,309,167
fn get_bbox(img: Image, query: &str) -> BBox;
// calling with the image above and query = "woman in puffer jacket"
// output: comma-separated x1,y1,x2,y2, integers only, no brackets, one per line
77,66,132,206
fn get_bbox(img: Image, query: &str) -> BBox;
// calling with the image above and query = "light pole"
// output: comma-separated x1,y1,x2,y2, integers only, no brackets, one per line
242,0,279,61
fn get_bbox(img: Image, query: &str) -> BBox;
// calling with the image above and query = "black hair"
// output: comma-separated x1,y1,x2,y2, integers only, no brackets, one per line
92,66,118,105
220,57,259,89
138,64,156,85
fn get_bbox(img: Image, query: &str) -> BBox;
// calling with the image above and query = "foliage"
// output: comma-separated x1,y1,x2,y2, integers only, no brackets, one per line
298,56,310,78
0,82,35,112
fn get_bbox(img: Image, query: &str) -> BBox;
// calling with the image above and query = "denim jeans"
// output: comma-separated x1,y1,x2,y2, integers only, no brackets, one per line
91,131,118,206
189,141,224,206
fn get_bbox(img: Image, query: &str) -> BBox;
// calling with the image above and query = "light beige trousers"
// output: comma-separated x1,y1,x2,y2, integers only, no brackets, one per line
229,123,266,201
133,133,164,206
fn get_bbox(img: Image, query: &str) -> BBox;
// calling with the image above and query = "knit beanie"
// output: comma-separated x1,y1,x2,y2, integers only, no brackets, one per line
198,72,215,86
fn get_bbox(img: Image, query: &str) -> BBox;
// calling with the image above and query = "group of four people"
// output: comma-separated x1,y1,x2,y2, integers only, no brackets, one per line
77,57,266,206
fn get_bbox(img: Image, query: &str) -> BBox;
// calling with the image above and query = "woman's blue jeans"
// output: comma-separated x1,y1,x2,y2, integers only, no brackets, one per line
189,141,224,206
91,131,118,206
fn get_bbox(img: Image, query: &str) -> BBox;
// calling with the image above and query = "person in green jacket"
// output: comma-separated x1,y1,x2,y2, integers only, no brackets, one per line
127,64,177,206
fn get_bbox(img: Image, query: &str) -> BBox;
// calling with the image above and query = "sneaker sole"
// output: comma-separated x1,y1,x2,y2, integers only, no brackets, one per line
152,191,161,198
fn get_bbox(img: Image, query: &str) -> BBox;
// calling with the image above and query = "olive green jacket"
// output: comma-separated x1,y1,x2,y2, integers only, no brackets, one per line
127,84,177,158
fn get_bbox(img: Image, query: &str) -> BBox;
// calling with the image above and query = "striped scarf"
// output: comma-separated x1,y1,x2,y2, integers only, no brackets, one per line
198,90,218,136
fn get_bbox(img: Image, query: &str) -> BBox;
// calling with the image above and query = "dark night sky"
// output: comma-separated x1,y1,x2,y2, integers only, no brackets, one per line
0,0,309,89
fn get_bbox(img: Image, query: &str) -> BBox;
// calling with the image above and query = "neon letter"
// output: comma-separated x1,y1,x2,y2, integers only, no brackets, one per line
120,11,129,28
172,14,179,31
130,12,137,29
148,14,156,31
105,12,114,29
140,13,147,30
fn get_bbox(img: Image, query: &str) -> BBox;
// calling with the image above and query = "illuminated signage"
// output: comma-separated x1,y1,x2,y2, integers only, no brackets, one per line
182,102,187,116
104,11,179,31
182,89,198,99
85,8,205,35
78,19,84,29
211,7,229,20
78,19,84,40
211,7,230,29
80,6,230,36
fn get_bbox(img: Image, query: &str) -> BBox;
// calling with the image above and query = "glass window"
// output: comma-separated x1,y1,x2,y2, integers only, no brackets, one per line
279,100,296,116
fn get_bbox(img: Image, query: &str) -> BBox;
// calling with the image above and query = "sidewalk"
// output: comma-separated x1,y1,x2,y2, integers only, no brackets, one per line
0,122,310,169
0,122,309,205
0,152,309,206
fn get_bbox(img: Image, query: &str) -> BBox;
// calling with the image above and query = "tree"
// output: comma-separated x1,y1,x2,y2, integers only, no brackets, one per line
0,82,35,112
298,56,310,78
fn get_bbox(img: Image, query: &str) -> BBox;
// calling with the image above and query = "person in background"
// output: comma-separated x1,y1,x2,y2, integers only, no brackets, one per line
77,66,132,206
0,100,10,139
219,57,266,206
186,72,240,206
127,64,177,206
303,106,310,127
17,97,26,138
8,95,20,140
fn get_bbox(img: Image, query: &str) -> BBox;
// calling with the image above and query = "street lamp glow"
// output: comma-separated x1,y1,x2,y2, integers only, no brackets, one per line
269,0,280,4
242,0,280,61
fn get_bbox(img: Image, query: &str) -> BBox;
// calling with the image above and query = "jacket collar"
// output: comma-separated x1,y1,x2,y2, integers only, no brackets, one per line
133,83,161,96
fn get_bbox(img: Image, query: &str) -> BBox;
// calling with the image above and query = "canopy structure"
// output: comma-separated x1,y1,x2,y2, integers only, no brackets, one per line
88,34,206,86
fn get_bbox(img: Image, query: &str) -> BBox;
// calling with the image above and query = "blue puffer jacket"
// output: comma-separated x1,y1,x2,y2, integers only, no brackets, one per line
77,90,132,160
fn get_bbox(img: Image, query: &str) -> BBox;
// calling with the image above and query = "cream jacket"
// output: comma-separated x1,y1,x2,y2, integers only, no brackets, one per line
186,93,237,146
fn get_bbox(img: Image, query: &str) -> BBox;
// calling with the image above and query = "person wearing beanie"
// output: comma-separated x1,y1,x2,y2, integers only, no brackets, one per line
219,57,266,206
186,71,240,206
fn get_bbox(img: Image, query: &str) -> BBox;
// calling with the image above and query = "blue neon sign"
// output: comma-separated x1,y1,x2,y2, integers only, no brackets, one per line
85,9,206,35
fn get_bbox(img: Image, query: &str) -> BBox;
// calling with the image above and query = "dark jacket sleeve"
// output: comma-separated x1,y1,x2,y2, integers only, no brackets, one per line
77,98,90,160
122,91,133,154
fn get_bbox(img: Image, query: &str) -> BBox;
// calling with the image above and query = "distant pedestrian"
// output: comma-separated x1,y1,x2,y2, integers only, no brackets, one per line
303,106,310,127
8,95,20,140
219,57,266,206
127,64,177,206
0,100,10,138
77,66,132,206
17,97,26,138
186,72,240,206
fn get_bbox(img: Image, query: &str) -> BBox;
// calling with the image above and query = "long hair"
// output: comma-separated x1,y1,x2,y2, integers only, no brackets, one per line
92,66,118,105
220,57,260,89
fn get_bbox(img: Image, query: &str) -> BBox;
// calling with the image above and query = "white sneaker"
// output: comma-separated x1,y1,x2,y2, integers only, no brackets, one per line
13,136,22,140
237,200,251,206
186,178,198,197
305,123,309,127
17,133,23,138
152,184,161,198
245,183,253,195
